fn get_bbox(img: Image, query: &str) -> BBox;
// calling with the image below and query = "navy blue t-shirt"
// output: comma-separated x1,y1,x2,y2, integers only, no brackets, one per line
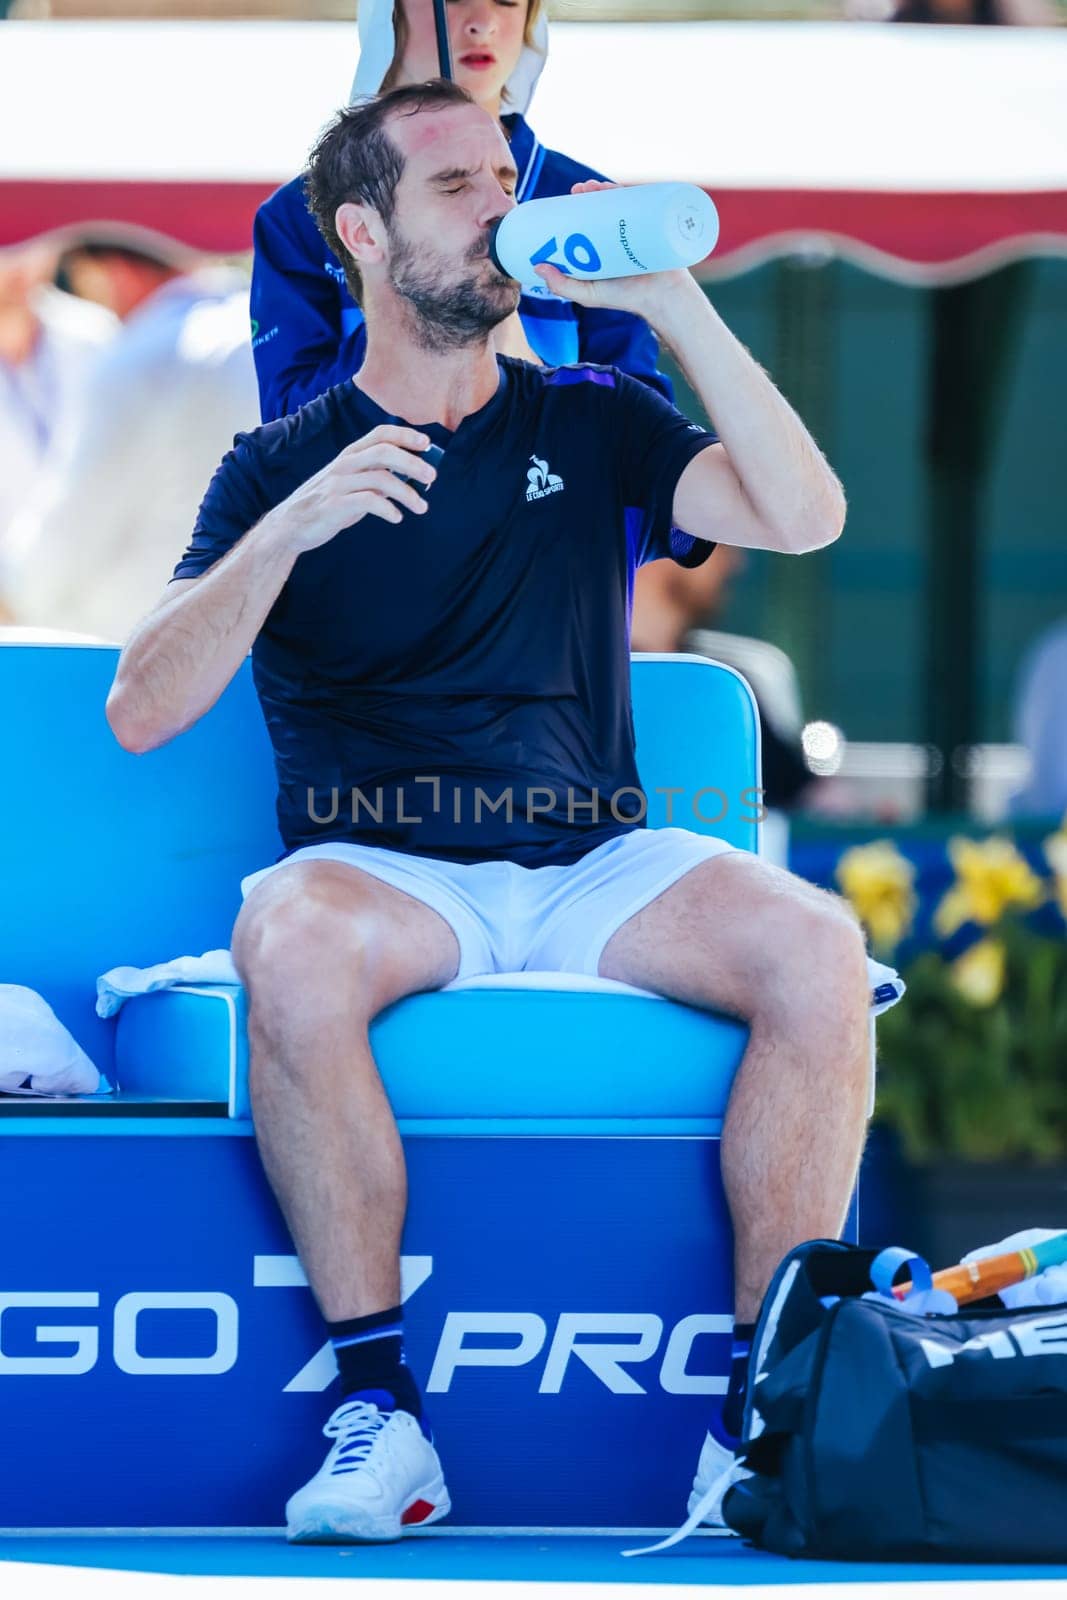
172,356,717,867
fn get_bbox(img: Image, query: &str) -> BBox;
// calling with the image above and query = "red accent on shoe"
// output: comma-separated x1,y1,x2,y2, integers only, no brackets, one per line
401,1498,437,1526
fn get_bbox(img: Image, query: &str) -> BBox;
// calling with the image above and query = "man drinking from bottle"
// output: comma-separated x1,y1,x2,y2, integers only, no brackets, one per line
106,79,885,1543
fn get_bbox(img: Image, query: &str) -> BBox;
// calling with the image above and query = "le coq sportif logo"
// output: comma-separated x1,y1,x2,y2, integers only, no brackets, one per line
525,455,565,503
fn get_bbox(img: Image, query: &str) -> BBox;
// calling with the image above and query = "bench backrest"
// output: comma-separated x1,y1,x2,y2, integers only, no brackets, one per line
0,644,759,1075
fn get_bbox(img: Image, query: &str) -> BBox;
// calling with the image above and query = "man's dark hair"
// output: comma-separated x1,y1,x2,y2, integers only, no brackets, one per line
304,79,476,306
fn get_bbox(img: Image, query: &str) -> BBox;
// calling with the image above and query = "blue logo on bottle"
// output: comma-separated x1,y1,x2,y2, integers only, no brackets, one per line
529,232,603,277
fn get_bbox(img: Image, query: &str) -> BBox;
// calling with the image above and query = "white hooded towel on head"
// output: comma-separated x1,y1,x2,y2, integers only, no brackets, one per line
0,984,102,1096
350,0,548,113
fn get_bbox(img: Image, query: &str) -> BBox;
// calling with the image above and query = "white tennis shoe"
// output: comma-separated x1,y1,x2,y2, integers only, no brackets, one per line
286,1399,451,1543
687,1430,751,1530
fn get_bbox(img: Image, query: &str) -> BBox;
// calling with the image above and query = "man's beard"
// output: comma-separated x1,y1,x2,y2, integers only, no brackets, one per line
389,225,520,353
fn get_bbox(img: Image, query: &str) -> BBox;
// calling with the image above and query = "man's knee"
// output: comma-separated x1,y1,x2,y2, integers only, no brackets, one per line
760,890,869,1018
809,896,868,982
232,870,387,1021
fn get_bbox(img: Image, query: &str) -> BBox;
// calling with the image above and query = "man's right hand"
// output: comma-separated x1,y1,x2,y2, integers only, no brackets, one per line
271,425,437,554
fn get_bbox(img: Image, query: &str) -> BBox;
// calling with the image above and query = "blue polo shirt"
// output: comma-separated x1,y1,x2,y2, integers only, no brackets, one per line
172,356,716,867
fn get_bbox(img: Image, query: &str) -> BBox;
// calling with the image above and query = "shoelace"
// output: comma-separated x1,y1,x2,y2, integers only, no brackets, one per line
323,1401,391,1476
622,1457,750,1557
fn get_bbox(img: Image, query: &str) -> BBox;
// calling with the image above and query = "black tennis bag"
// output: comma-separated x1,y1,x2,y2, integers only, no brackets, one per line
723,1239,1067,1562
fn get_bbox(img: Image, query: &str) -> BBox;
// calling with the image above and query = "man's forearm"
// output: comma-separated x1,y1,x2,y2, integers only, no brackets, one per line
652,276,846,551
107,511,299,753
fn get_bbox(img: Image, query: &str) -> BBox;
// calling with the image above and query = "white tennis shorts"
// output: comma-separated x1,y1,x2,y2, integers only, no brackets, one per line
240,826,738,982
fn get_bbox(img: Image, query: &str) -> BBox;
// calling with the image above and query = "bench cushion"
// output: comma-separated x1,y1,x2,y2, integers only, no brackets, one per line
115,973,749,1131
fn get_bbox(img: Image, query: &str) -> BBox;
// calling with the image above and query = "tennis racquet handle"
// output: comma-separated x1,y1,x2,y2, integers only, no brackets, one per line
893,1237,1067,1307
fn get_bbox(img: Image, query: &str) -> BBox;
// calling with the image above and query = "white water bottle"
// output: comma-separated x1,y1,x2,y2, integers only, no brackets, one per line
489,182,719,300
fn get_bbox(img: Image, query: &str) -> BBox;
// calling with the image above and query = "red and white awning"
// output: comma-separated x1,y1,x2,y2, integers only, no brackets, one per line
2,19,1065,278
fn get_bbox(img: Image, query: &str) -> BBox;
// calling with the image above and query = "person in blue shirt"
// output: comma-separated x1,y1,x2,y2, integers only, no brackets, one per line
250,0,672,420
108,81,878,1548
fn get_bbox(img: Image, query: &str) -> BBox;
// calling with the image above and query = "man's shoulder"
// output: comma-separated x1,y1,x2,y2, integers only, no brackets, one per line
538,359,622,387
511,358,635,408
230,383,358,478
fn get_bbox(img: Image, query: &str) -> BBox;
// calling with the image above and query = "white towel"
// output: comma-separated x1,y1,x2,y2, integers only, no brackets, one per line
96,949,240,1018
0,984,102,1096
867,957,906,1017
95,949,905,1017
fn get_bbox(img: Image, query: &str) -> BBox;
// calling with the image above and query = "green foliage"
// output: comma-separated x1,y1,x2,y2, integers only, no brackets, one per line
874,922,1067,1163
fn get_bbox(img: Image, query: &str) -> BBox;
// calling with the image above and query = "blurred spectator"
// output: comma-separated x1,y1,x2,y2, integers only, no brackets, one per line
894,0,1055,20
0,240,116,616
2,230,259,642
1008,619,1067,819
851,0,1056,22
632,549,819,861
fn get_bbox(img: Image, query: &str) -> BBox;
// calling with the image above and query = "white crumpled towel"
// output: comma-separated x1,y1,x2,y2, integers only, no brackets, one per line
95,947,905,1017
0,984,102,1096
867,957,905,1017
95,949,240,1018
963,1227,1067,1308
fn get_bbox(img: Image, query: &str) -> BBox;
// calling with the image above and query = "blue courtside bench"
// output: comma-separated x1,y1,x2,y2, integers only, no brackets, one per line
0,643,849,1532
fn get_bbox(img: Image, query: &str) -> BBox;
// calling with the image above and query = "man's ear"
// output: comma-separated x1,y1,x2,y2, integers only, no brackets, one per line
335,202,386,268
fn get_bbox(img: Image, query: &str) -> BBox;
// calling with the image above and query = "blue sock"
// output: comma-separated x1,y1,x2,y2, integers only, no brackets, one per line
327,1306,431,1440
710,1320,755,1449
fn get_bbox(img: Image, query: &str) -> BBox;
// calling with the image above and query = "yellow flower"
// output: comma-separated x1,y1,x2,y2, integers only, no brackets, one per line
1043,821,1067,922
835,840,916,953
949,938,1006,1008
934,835,1045,937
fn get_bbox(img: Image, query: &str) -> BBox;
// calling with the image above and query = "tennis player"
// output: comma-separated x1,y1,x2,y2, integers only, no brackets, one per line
107,81,874,1543
250,0,674,420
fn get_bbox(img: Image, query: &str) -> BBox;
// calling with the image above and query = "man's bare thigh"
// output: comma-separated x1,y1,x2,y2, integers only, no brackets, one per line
232,857,462,1014
598,850,856,1020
